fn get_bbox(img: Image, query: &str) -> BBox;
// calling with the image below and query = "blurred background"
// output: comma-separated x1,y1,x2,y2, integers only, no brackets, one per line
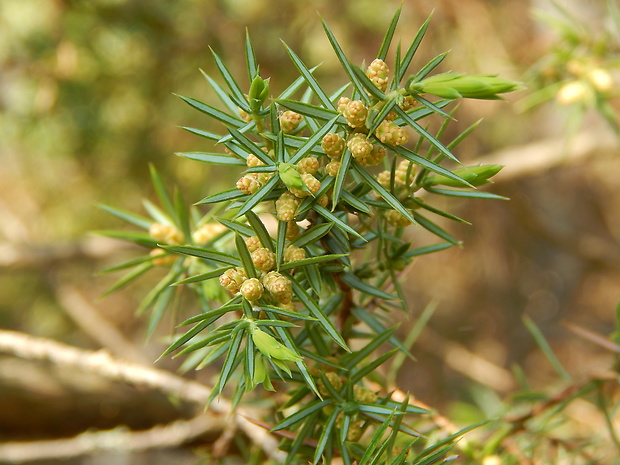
0,0,618,463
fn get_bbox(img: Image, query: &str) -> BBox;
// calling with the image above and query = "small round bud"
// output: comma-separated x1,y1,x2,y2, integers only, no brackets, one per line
386,210,412,227
279,110,303,133
297,157,319,175
317,194,329,207
150,248,177,266
556,81,587,105
275,301,296,313
587,68,613,92
318,371,343,397
236,174,262,194
276,192,301,222
303,173,321,196
366,58,390,92
262,271,293,304
353,384,377,404
283,245,306,263
252,247,276,272
395,159,415,187
289,173,321,198
149,223,169,241
399,95,416,112
255,172,274,185
375,120,408,146
357,144,386,167
343,100,368,128
240,278,264,302
347,133,373,160
322,133,345,158
337,97,351,114
246,154,266,167
325,160,341,177
219,267,248,293
245,235,262,253
377,170,391,189
192,223,226,244
149,223,183,245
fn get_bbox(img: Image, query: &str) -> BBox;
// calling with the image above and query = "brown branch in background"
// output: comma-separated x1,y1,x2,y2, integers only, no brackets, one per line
0,413,226,463
0,330,286,463
334,273,354,334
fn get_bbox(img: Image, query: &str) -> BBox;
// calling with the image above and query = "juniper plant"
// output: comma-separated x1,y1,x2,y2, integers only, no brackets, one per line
100,8,520,464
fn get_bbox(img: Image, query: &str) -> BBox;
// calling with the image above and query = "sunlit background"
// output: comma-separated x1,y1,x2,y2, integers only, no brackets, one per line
0,0,618,463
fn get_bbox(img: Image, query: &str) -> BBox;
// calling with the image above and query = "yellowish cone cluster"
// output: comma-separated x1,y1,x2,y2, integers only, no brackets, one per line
360,145,386,167
340,99,368,128
400,95,417,111
337,97,351,114
279,110,303,133
318,371,343,397
262,271,293,304
276,192,301,221
288,173,321,198
394,159,416,186
376,169,392,189
246,153,266,167
322,132,345,158
245,235,261,253
251,247,276,272
192,223,226,244
366,58,390,92
325,160,340,177
219,267,248,293
149,223,184,245
236,174,262,194
385,209,412,227
353,384,377,403
296,157,319,175
376,160,416,194
347,133,373,160
240,277,263,302
283,245,306,263
375,120,408,146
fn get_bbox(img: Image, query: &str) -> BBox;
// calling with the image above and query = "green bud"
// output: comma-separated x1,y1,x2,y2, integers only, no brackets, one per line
423,164,503,187
249,75,270,113
278,163,312,195
252,354,275,391
408,73,522,100
251,326,303,363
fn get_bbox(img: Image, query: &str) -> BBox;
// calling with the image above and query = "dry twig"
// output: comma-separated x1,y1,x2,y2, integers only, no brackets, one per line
0,329,285,463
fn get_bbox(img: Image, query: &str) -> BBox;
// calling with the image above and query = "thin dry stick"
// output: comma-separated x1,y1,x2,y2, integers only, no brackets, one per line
0,329,285,462
0,413,226,463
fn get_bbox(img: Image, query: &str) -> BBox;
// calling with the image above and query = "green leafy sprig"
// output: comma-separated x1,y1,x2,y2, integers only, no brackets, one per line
101,8,520,464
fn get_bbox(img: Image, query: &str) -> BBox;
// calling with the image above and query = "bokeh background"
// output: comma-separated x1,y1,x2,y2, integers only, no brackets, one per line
1,0,618,463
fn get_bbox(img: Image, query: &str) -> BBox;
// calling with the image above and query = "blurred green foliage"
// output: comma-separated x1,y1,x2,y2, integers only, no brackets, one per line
0,0,419,239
